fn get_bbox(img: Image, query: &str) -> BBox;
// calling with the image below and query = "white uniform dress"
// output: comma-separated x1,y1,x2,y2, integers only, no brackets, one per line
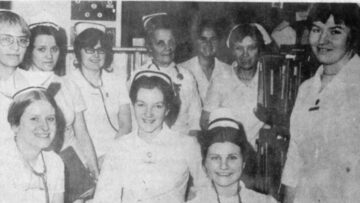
282,54,360,202
188,181,277,203
68,68,131,157
93,124,207,203
0,69,31,141
180,56,231,103
203,64,263,148
134,61,202,135
0,139,64,203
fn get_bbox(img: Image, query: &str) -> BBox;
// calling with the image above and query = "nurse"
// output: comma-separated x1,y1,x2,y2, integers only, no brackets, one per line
188,116,277,203
282,3,360,203
0,87,64,203
69,22,131,161
180,19,230,103
201,23,271,148
0,10,32,140
20,19,99,177
93,70,207,203
134,12,202,136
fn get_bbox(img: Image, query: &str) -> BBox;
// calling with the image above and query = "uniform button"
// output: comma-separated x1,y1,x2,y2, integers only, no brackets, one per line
147,152,152,158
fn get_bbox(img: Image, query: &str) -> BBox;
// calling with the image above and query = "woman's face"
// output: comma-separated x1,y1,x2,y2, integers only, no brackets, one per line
197,27,218,58
80,41,106,71
232,36,259,70
13,100,56,151
149,28,176,67
205,142,244,188
134,87,168,136
309,15,351,66
32,34,59,72
0,23,28,69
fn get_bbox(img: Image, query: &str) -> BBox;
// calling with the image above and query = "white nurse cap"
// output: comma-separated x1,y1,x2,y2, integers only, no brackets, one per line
208,108,240,130
74,22,106,35
28,11,60,30
142,12,167,29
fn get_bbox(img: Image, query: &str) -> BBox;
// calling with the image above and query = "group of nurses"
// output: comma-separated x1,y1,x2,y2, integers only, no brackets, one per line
20,19,99,177
201,23,271,148
0,11,65,203
134,13,202,136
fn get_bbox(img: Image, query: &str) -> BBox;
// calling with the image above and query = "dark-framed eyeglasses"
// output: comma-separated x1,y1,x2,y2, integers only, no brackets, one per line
84,47,106,55
0,34,30,48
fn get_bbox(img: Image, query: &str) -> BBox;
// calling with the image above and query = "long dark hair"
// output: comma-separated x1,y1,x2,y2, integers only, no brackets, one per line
21,25,67,76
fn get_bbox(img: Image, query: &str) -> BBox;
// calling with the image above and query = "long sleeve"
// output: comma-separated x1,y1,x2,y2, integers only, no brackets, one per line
185,137,208,190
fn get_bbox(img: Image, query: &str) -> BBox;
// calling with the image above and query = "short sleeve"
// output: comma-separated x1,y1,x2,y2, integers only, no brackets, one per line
61,76,87,113
117,75,131,106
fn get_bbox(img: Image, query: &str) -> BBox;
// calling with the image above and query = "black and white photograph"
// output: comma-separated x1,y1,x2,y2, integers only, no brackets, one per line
0,0,359,203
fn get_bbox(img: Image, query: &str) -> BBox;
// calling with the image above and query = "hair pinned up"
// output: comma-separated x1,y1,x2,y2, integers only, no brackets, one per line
129,70,181,127
132,70,173,86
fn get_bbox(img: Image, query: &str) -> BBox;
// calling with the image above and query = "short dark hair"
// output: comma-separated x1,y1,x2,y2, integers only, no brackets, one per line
198,123,252,165
228,24,265,51
21,25,67,76
308,3,360,52
129,75,180,127
73,28,114,71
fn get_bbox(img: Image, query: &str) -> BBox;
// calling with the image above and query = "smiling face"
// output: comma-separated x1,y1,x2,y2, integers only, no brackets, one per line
80,41,106,71
232,36,259,70
31,34,59,72
309,15,351,67
148,28,176,67
197,27,218,58
13,100,56,151
205,142,243,188
134,87,168,137
0,23,28,70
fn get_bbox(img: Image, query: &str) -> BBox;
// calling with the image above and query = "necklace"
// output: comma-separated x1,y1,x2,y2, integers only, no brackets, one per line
212,181,242,203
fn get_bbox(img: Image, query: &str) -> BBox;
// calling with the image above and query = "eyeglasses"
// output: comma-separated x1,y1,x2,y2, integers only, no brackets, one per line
84,47,106,55
0,34,30,48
